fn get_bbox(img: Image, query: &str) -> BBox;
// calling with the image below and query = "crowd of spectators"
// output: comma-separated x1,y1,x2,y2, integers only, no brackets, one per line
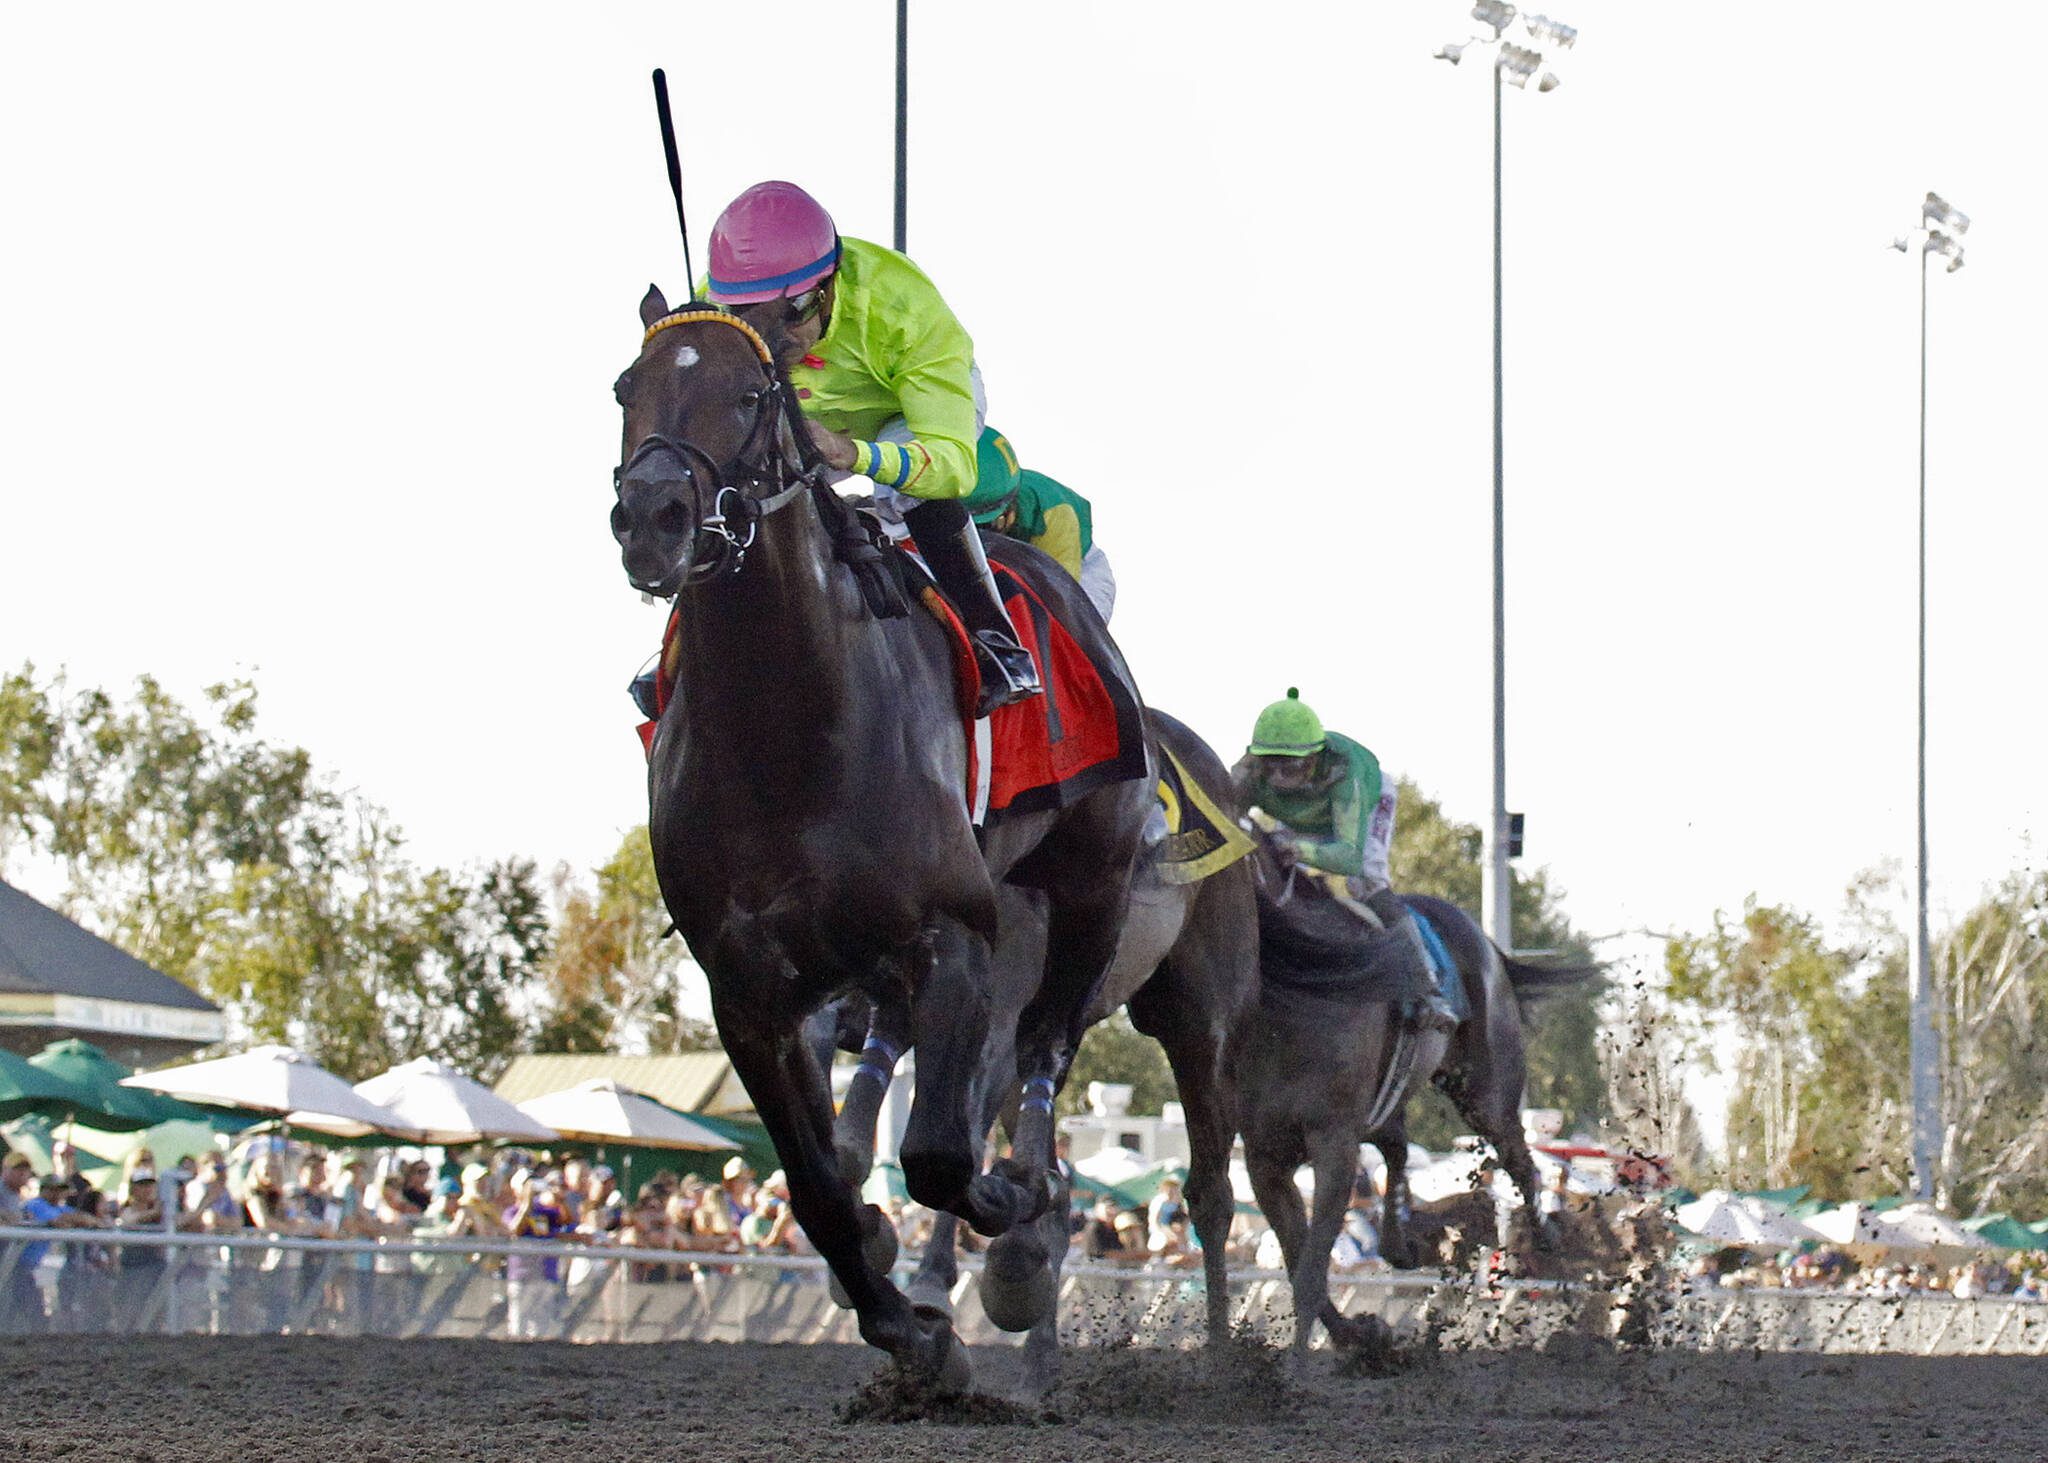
1689,1244,2048,1301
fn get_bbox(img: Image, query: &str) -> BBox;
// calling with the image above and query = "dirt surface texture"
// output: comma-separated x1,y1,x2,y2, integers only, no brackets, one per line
3,1334,2041,1462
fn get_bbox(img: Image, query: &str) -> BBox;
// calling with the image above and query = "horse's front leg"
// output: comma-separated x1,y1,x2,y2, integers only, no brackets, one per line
898,921,1041,1235
715,991,965,1388
1292,1132,1362,1356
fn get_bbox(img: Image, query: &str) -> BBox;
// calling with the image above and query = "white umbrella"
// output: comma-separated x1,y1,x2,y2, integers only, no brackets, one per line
1072,1145,1153,1190
1806,1201,1913,1250
1675,1191,1819,1248
1884,1202,1994,1254
514,1079,734,1150
354,1058,559,1146
123,1044,420,1139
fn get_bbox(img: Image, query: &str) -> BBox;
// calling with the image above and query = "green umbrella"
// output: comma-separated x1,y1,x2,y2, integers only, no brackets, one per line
1964,1214,2046,1251
29,1039,215,1131
0,1047,100,1124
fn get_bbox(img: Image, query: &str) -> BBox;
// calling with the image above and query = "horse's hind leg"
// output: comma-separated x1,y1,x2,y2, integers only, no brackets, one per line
1244,1143,1310,1344
831,992,912,1189
1371,1118,1420,1269
1129,958,1245,1347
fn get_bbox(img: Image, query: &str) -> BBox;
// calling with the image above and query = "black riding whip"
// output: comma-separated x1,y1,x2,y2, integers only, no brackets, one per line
651,68,696,299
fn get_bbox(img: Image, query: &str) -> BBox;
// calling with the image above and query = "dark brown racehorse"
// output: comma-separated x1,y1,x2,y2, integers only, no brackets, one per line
832,709,1258,1396
610,288,1155,1385
1234,837,1597,1351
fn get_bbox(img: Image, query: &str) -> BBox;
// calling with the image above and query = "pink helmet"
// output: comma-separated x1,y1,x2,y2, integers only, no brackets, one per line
706,181,842,305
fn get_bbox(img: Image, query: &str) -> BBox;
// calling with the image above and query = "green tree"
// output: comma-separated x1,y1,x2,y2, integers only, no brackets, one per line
0,663,547,1079
538,827,719,1054
1058,1009,1177,1120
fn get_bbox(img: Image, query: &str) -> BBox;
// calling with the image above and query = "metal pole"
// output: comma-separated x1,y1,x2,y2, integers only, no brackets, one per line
1910,243,1937,1201
1483,61,1512,950
893,0,909,253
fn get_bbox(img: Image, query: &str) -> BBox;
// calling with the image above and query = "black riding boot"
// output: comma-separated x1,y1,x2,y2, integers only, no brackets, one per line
905,498,1043,716
1365,887,1459,1035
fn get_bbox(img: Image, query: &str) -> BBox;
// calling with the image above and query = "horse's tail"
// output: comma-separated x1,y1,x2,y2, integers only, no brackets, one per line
1496,948,1604,1011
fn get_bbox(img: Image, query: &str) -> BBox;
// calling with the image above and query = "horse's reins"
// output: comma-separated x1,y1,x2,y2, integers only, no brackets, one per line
625,309,821,586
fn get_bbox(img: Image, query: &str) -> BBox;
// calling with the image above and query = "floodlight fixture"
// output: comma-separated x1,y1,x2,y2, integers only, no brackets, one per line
1498,43,1544,86
1923,192,1970,235
1472,1,1517,37
1436,40,1470,63
1524,13,1578,47
1925,230,1965,272
1891,237,1911,253
1537,71,1563,91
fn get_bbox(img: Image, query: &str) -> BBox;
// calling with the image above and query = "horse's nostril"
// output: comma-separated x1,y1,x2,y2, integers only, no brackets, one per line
653,500,691,536
610,503,631,537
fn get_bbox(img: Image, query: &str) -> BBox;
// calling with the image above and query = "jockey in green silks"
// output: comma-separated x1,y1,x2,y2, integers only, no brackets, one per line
1232,688,1458,1034
962,428,1118,624
704,180,1040,714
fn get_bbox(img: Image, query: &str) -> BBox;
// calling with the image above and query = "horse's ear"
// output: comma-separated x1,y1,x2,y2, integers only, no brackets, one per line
640,284,670,329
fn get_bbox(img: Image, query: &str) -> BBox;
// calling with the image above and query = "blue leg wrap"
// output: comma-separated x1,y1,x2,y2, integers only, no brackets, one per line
1021,1075,1057,1116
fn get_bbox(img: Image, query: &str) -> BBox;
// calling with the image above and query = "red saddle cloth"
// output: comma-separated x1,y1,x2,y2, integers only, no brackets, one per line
636,559,1146,826
919,559,1146,824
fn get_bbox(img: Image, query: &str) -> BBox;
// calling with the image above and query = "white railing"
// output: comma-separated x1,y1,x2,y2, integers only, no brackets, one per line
3,1227,2043,1355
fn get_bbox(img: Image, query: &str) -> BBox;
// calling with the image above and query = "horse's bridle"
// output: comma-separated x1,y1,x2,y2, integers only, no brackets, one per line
618,309,823,587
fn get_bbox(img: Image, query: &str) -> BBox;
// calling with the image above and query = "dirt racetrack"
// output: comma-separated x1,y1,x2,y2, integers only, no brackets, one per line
3,1335,2042,1462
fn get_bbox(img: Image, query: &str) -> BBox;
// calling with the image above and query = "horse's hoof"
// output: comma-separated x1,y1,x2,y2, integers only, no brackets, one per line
900,1317,972,1396
835,1138,874,1190
979,1231,1056,1333
861,1204,900,1274
906,1275,955,1323
828,1270,853,1310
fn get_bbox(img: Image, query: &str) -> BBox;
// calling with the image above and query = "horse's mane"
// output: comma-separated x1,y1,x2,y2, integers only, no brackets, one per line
1253,850,1414,1001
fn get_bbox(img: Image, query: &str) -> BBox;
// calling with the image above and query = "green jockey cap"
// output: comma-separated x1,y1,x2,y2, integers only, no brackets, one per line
1249,687,1327,757
964,426,1023,523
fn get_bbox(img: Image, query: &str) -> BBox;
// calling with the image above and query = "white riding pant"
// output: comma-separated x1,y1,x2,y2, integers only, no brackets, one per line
1356,783,1398,892
1080,545,1117,623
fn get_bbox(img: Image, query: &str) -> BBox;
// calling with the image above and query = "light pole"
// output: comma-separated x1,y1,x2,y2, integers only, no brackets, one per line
894,0,908,252
1436,4,1574,951
1891,192,1967,1202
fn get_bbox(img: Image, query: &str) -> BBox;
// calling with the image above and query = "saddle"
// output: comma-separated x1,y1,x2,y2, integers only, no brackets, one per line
903,538,1147,826
634,506,1149,830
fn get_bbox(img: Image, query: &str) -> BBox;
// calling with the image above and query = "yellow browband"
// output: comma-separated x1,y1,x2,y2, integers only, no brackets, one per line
641,308,776,366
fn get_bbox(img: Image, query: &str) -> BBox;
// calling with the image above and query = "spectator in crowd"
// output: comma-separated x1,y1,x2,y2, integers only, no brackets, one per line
50,1142,99,1216
582,1165,624,1236
397,1159,435,1216
1537,1163,1571,1223
1077,1195,1119,1259
18,1171,100,1330
690,1175,737,1252
286,1154,340,1235
504,1169,572,1339
1147,1175,1187,1248
243,1154,309,1234
740,1171,806,1254
181,1154,241,1233
1333,1183,1382,1273
620,1191,678,1281
446,1163,509,1240
558,1159,589,1229
1147,1212,1200,1270
721,1157,756,1229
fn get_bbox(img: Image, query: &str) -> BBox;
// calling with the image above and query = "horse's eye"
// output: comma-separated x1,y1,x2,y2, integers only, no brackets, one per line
739,389,763,409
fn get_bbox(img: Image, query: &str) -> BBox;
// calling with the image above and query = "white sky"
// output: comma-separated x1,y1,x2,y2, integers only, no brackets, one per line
4,1,2042,987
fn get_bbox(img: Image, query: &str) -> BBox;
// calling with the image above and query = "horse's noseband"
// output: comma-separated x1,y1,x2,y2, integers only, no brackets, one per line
616,348,818,588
